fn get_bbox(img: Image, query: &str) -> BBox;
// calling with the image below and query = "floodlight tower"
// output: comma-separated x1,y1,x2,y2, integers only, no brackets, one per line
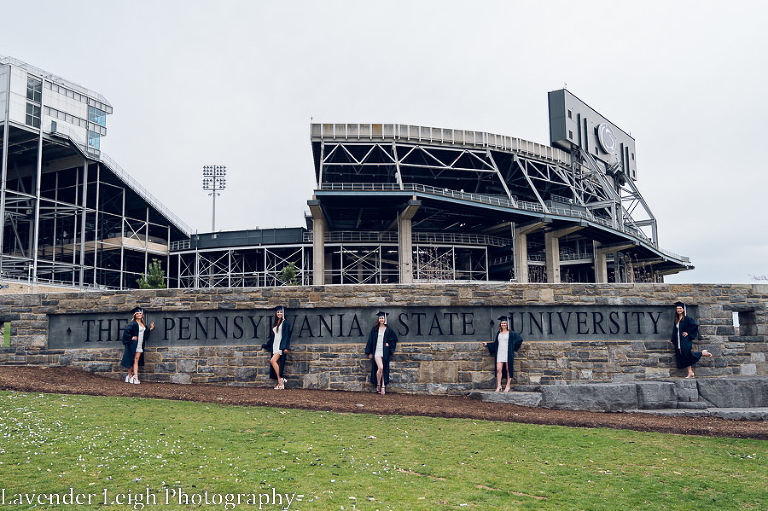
202,165,227,231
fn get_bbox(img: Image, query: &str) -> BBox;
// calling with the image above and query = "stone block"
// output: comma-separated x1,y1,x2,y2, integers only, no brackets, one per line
540,383,638,411
635,382,677,409
171,373,192,384
155,362,177,373
696,377,768,407
81,362,113,373
212,366,234,377
176,359,197,373
644,367,670,379
740,364,757,376
205,376,234,383
418,361,458,384
426,383,450,395
394,369,419,384
235,367,258,381
303,371,330,389
673,380,699,402
472,390,543,407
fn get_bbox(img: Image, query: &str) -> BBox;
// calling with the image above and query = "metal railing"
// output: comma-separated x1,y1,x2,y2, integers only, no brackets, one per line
320,182,543,212
48,123,100,158
304,231,399,243
413,232,511,247
303,230,512,247
99,153,193,236
311,123,572,166
317,182,690,263
170,239,191,251
46,125,192,237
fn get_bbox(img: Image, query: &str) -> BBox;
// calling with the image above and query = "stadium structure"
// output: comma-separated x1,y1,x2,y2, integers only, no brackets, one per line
0,56,190,290
1,56,691,291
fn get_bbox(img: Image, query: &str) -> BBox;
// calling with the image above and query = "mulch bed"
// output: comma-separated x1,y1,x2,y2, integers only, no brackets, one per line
2,366,767,440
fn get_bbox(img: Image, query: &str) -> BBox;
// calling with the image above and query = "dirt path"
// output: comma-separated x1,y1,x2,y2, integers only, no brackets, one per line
2,366,767,440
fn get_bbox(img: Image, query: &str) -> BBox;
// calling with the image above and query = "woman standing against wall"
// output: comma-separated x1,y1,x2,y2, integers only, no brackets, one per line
483,316,523,392
669,301,712,378
261,305,292,389
120,307,154,384
365,311,398,395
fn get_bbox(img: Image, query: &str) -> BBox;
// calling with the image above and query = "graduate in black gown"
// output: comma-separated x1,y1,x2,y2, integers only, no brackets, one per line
261,305,292,389
365,311,398,394
482,316,523,392
120,306,154,385
669,301,712,378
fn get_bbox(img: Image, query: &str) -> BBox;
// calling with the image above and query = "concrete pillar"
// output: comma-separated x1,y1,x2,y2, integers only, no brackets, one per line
544,226,584,283
397,199,421,284
398,214,413,283
308,199,326,285
513,221,547,283
594,242,635,284
625,254,635,284
594,246,608,284
514,230,530,283
544,232,560,283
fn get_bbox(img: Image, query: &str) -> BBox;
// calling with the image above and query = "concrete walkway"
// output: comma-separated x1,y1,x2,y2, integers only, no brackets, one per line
632,407,768,420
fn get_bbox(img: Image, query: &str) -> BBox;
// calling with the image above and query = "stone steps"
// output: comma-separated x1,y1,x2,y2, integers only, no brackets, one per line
468,377,768,418
676,400,709,409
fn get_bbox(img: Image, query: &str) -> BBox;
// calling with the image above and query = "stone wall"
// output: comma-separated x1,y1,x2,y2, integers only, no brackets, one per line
0,283,766,394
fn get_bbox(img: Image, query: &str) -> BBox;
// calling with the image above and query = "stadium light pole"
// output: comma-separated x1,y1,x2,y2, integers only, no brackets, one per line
202,165,227,231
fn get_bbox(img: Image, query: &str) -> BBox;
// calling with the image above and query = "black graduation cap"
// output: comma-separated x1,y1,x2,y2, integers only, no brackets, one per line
497,315,509,322
376,311,388,324
131,306,144,314
674,301,685,307
274,305,285,313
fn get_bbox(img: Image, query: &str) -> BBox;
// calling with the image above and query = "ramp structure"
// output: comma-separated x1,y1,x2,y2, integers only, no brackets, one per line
0,56,190,290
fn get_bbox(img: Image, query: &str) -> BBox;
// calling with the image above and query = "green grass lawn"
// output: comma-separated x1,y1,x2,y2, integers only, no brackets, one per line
0,390,766,510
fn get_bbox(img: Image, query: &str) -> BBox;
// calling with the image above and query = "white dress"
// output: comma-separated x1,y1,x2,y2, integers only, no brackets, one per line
375,329,385,357
272,323,283,356
136,324,146,353
496,332,509,363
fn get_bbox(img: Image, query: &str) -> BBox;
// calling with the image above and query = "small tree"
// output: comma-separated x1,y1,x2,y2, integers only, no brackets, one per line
137,258,167,289
280,262,299,286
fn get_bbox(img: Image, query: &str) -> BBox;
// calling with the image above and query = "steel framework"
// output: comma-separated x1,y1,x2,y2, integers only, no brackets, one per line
175,245,311,289
309,123,691,283
1,57,191,290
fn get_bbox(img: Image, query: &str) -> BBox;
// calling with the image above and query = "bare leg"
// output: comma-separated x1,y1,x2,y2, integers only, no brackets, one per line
132,353,141,383
270,353,283,388
374,356,384,393
503,363,511,392
702,350,713,358
495,363,503,392
684,366,695,378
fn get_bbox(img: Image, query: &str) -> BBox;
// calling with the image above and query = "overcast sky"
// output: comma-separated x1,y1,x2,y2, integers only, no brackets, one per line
2,0,766,284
